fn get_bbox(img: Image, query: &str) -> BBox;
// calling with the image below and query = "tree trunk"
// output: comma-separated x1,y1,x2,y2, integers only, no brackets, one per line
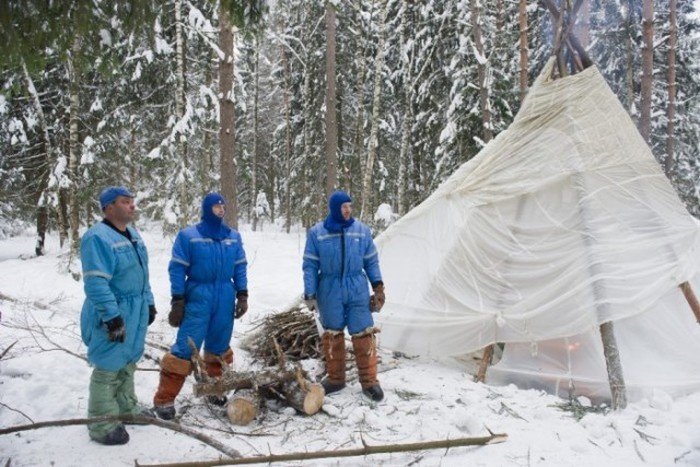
280,43,293,234
21,61,52,256
575,0,590,50
251,36,260,229
518,0,529,104
219,9,238,228
301,55,312,229
359,0,390,222
396,0,413,216
57,188,69,247
639,0,653,143
324,2,338,198
625,2,635,114
496,0,504,34
665,0,677,179
67,35,81,255
175,0,190,227
396,107,412,217
471,0,492,143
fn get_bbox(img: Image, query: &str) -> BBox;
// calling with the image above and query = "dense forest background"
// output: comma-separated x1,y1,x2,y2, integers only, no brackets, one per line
0,0,698,255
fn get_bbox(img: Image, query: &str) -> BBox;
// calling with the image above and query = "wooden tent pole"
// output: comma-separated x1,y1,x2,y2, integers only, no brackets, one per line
599,322,627,409
475,344,494,383
680,281,700,322
542,0,627,408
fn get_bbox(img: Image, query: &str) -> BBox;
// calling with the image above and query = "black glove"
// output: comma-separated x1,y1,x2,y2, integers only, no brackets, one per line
304,294,317,312
169,296,185,327
105,316,125,343
148,304,157,326
369,282,385,313
235,291,248,319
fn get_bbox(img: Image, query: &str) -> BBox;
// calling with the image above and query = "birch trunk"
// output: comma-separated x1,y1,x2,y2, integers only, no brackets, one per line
67,35,81,255
359,0,390,222
471,0,492,143
175,0,189,227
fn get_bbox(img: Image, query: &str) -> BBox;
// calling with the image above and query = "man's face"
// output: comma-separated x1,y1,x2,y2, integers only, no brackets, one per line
212,204,226,218
106,196,135,223
341,202,352,221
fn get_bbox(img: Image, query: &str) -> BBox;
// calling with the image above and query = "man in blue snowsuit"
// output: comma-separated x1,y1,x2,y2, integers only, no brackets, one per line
153,193,248,420
80,186,157,445
303,190,386,401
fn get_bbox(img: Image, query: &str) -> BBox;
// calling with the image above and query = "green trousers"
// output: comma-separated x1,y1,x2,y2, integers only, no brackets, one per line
87,363,140,440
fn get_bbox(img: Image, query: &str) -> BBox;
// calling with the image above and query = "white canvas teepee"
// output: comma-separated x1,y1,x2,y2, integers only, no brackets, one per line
374,58,700,402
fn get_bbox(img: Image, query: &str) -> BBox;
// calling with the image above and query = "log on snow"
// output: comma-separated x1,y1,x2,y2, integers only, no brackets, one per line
280,380,324,415
193,368,298,397
227,389,262,426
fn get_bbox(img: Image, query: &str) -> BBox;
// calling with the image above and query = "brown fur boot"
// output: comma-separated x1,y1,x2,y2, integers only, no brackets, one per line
203,348,234,406
203,348,234,378
321,330,346,394
352,328,384,401
153,353,191,419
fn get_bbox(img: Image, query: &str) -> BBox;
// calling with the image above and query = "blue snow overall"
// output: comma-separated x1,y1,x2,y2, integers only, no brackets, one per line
168,195,248,360
302,191,382,334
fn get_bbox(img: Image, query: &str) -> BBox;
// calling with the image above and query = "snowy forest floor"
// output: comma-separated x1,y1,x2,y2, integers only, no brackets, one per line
1,224,699,466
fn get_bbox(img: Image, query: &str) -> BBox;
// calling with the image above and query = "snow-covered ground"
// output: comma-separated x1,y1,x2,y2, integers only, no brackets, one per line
1,224,699,466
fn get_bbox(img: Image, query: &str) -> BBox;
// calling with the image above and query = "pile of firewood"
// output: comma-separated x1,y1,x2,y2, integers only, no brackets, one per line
190,338,324,425
242,306,321,365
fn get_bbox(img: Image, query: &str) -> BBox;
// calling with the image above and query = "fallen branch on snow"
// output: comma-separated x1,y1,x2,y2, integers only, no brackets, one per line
0,414,240,458
134,430,508,466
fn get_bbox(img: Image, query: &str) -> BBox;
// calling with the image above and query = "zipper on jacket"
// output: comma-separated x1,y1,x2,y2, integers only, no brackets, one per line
340,229,346,279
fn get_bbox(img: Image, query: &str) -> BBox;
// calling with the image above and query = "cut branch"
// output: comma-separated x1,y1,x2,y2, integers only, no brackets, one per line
134,431,508,466
0,415,240,459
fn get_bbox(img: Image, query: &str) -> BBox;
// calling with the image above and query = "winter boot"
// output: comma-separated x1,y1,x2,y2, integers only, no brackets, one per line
153,353,191,420
124,407,157,425
352,328,384,402
321,330,346,394
92,424,129,446
204,348,234,406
